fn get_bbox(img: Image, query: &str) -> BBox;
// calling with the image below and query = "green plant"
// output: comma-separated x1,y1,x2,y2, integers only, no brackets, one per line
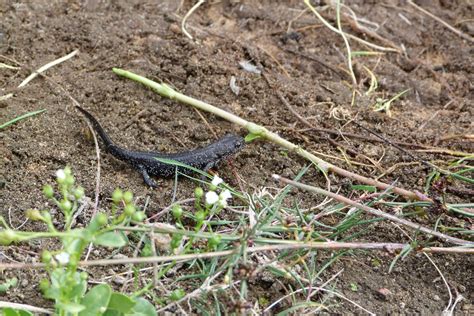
0,167,155,316
372,89,410,117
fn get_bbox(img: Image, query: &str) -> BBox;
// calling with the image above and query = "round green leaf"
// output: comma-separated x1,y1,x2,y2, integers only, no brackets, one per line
94,232,127,248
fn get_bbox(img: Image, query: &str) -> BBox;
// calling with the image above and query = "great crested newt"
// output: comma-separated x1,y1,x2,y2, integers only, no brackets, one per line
76,106,244,187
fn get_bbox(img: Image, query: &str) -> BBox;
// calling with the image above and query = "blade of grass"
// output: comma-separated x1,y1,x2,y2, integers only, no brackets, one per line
0,109,46,129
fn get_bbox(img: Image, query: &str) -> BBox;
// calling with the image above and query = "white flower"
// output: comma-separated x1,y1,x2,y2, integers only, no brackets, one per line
205,191,219,205
219,189,232,201
218,190,232,208
56,169,66,181
55,252,70,265
211,175,223,187
218,199,228,208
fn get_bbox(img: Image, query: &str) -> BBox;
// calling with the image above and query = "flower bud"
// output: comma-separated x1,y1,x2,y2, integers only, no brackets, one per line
26,209,44,221
74,186,85,200
65,175,75,186
123,191,133,204
124,204,136,216
42,185,54,199
195,211,206,223
60,199,72,212
171,204,183,220
112,188,123,204
194,187,204,199
132,211,146,222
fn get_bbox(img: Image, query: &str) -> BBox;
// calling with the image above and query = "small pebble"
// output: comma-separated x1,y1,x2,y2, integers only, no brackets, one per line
230,76,240,95
113,276,127,285
169,23,181,34
239,60,261,74
112,253,128,260
377,288,392,300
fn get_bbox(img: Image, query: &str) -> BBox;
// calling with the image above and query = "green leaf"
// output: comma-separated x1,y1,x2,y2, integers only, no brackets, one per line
79,284,112,316
351,185,377,192
169,289,185,301
56,302,85,314
244,133,262,142
107,292,136,313
127,298,157,316
0,277,18,293
350,282,358,292
94,232,127,248
70,277,88,299
2,308,34,316
64,236,86,255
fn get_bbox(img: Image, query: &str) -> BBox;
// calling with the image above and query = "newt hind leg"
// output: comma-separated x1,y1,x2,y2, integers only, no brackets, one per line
137,165,158,188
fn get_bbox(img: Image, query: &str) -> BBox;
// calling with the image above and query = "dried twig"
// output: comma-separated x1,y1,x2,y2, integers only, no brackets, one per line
181,0,205,40
18,50,78,88
1,241,472,271
407,0,474,43
303,0,399,52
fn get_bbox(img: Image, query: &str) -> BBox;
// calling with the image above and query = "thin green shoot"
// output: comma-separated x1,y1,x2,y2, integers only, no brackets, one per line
424,170,440,194
0,109,46,129
154,157,210,178
449,166,474,184
389,243,415,273
350,185,377,192
373,89,410,117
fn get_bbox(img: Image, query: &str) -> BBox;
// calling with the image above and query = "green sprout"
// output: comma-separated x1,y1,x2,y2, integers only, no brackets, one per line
373,89,410,117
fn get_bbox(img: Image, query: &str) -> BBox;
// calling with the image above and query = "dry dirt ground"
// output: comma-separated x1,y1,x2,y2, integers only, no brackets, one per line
1,0,473,314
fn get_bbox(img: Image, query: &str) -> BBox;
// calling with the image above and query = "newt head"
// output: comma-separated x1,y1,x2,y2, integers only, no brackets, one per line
220,134,245,153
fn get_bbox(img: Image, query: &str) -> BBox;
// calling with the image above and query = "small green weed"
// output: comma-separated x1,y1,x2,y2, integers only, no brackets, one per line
0,167,155,316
